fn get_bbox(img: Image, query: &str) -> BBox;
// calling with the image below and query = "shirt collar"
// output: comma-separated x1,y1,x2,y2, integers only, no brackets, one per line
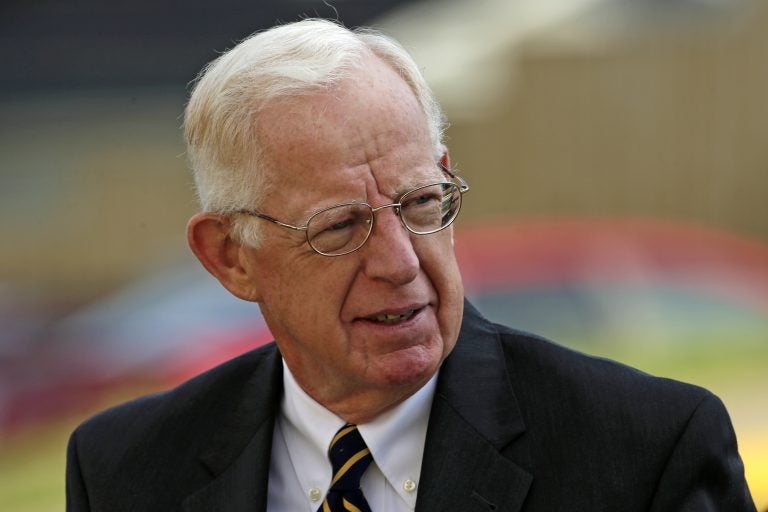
279,358,437,505
357,372,437,504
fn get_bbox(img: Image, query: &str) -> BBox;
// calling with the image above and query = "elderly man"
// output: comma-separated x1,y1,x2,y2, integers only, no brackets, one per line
66,19,755,512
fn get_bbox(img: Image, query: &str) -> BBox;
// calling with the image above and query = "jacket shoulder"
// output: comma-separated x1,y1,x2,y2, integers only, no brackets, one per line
493,322,713,418
67,343,281,510
486,321,753,509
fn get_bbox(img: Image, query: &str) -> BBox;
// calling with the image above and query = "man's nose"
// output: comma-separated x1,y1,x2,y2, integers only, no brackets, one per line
360,206,420,285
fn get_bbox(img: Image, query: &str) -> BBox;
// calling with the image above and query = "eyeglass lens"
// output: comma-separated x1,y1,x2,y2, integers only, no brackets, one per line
306,183,461,256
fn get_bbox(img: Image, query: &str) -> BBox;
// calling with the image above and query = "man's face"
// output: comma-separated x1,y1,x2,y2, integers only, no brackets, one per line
241,56,464,419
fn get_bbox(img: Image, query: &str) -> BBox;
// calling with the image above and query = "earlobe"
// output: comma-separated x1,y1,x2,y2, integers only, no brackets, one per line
186,212,262,302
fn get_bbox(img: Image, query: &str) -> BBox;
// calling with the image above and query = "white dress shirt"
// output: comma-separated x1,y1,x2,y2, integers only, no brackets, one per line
267,359,437,511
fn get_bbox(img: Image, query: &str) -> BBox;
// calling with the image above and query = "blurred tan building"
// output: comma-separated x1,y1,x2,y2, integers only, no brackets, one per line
1,0,767,304
380,0,768,233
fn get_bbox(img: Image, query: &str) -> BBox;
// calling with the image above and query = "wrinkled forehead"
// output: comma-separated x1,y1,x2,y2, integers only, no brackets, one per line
252,57,437,206
257,59,427,147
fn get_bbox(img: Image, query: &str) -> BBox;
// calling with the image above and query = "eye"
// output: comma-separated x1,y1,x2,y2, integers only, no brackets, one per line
413,194,436,205
324,218,356,232
307,204,373,254
402,190,441,210
313,215,361,239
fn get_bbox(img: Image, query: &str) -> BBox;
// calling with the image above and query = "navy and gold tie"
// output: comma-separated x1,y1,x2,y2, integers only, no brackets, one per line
319,424,373,512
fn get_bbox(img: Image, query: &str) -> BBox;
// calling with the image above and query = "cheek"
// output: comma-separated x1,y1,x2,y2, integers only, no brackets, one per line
438,268,464,341
414,236,464,327
417,233,463,290
292,259,361,325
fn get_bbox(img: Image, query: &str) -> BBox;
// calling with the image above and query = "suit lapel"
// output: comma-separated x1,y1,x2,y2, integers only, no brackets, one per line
183,346,283,512
416,302,532,512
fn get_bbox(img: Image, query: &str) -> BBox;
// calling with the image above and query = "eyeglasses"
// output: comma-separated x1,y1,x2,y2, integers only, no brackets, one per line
236,165,469,256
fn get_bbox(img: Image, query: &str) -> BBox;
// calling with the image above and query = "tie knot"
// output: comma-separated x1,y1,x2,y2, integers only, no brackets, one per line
327,424,373,491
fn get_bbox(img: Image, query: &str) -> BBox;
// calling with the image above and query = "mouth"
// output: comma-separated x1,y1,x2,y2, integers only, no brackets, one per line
363,307,422,325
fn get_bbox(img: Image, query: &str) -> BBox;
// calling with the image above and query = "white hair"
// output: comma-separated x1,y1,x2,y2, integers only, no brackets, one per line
184,18,446,246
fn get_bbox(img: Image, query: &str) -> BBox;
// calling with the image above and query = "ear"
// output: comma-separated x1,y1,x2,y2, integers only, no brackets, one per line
186,212,263,302
439,149,451,171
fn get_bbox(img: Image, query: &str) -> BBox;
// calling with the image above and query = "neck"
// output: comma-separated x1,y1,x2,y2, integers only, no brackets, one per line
323,389,415,425
289,367,432,425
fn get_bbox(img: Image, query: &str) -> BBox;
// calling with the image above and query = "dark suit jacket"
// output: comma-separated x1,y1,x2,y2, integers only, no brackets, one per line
66,301,756,511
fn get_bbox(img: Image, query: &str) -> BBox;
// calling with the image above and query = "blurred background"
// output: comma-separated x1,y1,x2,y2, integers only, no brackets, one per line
1,0,766,509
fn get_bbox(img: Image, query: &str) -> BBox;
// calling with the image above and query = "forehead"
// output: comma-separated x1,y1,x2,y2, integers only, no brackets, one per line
254,57,438,214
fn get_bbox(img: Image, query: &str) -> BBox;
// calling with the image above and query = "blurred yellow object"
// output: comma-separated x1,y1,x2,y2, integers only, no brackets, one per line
741,428,768,510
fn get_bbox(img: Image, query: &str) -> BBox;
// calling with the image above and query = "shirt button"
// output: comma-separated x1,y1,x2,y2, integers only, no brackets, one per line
403,479,417,493
309,487,322,502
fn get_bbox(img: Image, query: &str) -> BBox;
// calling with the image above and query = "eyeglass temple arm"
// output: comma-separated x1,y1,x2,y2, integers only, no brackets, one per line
440,162,470,193
237,210,308,231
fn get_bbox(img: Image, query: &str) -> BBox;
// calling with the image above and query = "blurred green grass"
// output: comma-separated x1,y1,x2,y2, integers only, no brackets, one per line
573,328,768,385
0,421,72,511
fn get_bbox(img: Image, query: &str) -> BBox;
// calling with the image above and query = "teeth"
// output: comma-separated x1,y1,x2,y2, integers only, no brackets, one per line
371,309,415,324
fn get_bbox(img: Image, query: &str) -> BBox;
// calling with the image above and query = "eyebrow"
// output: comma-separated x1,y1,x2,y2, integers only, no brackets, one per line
391,169,448,197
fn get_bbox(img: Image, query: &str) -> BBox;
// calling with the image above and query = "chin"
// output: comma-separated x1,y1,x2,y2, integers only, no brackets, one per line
373,343,443,388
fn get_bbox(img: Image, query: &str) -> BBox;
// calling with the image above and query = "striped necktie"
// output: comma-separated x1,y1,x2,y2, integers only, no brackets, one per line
319,424,373,512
